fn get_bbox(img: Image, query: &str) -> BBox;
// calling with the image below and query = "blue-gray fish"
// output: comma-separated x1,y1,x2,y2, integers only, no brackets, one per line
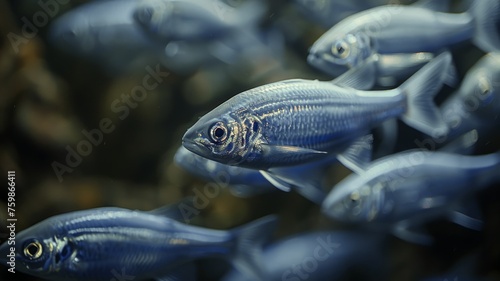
440,52,500,139
292,0,386,28
221,231,389,281
308,0,500,78
174,146,275,197
322,149,500,244
182,52,451,185
0,201,277,281
134,0,265,43
48,0,164,74
174,146,336,203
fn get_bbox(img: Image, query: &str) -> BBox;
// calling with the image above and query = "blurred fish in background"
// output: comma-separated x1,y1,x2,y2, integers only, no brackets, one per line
0,0,500,281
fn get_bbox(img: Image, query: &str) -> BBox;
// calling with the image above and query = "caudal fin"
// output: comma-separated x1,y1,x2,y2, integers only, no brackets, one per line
399,52,451,139
471,0,500,52
231,215,278,280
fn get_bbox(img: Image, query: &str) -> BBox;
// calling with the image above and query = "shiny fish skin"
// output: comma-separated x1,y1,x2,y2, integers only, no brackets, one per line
440,52,500,139
308,0,500,77
174,146,275,197
182,53,451,170
292,0,385,28
48,0,164,73
134,0,265,43
0,206,276,281
322,150,500,242
221,231,389,281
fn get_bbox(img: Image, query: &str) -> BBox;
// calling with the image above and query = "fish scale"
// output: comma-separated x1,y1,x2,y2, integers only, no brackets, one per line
246,85,404,149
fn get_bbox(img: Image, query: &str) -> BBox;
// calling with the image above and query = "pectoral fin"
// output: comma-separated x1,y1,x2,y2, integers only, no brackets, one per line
261,144,327,160
332,58,377,90
259,170,292,192
447,200,483,231
337,135,373,174
393,219,434,245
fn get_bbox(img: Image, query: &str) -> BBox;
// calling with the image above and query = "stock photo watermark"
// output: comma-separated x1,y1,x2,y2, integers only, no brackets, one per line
5,171,16,273
51,64,170,182
7,0,69,53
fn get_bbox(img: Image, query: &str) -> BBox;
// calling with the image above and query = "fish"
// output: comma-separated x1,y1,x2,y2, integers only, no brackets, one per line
0,200,277,281
174,146,276,198
440,52,500,139
182,52,451,188
292,0,386,28
174,146,337,203
307,0,500,79
221,231,389,281
48,0,165,74
133,0,266,43
321,149,500,244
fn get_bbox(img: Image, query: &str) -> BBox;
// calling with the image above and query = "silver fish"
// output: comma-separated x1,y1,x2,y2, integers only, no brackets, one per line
175,146,339,203
0,201,277,281
322,149,500,244
221,231,389,281
134,0,265,43
308,0,500,78
174,146,275,197
440,52,500,139
292,0,386,28
182,52,451,184
48,0,164,74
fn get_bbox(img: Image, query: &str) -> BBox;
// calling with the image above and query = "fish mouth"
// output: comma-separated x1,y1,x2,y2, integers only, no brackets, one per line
181,137,210,157
307,53,349,77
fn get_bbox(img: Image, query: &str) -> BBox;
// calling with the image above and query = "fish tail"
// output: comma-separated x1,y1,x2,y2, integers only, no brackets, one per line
399,52,451,139
230,215,277,280
471,0,500,52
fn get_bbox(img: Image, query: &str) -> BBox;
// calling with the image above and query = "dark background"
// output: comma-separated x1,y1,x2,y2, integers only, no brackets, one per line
0,0,499,280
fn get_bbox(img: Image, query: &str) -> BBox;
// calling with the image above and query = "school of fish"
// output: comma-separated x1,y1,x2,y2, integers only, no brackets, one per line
1,0,500,280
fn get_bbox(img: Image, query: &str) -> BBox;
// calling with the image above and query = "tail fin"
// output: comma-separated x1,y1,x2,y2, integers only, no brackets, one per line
230,215,277,280
399,52,451,139
471,0,500,52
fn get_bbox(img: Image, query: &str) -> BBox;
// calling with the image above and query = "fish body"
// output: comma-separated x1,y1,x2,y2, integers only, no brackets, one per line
134,0,265,43
182,53,451,171
174,146,275,197
292,0,385,28
440,52,500,139
221,231,388,281
48,0,164,72
0,204,276,281
308,0,500,77
322,150,500,243
175,146,336,203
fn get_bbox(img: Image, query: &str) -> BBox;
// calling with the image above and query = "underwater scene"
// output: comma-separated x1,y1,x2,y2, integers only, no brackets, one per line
1,0,500,280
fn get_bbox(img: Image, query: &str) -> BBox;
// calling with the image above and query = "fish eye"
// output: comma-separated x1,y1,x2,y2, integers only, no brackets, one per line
478,77,492,98
331,40,350,59
209,122,228,143
24,241,43,259
344,190,361,208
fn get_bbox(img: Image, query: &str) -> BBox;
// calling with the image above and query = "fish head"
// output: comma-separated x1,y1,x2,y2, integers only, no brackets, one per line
322,173,389,223
183,105,263,167
308,31,373,77
1,216,79,280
